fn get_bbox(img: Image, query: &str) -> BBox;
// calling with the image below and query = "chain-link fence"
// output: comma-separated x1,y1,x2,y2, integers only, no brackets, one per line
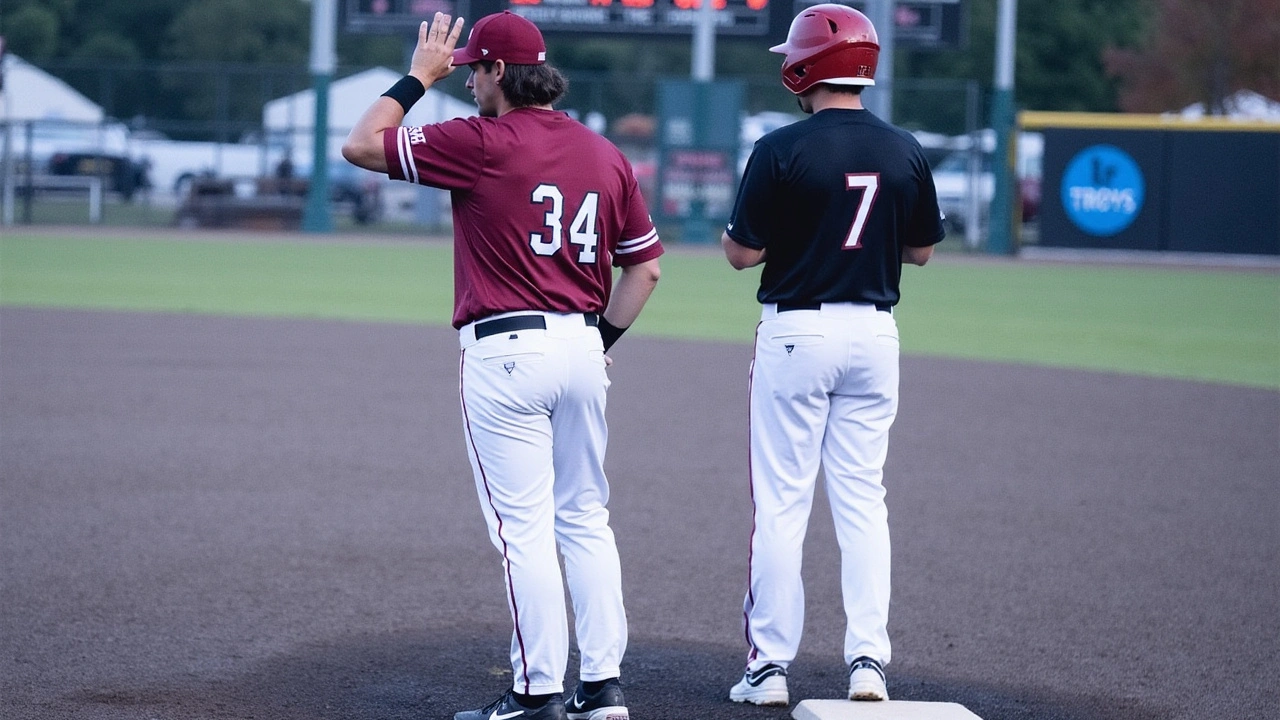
5,60,1020,247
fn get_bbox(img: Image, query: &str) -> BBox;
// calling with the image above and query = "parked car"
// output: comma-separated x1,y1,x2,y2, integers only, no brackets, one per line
3,119,150,201
1019,173,1042,223
47,151,150,201
928,131,1043,237
328,162,382,225
739,110,804,174
285,161,383,225
179,160,384,226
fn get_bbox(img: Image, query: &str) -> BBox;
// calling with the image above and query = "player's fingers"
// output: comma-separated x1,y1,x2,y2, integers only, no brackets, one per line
437,14,453,44
418,20,429,47
447,16,465,47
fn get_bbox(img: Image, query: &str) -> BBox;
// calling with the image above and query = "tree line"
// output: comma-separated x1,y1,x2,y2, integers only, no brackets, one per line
3,0,1275,133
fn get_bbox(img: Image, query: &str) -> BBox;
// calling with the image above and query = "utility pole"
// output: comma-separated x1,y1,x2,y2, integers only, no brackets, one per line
863,0,894,122
692,0,715,81
303,0,335,233
681,0,717,243
987,0,1017,254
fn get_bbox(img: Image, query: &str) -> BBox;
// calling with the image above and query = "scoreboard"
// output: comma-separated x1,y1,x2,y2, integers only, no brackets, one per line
345,0,963,47
345,0,460,33
346,0,770,35
502,0,771,37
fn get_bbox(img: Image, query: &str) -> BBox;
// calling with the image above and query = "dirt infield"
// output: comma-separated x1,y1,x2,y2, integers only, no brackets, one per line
2,308,1277,720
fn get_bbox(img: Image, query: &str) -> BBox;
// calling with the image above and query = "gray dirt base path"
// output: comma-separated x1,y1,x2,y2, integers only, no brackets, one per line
2,308,1277,720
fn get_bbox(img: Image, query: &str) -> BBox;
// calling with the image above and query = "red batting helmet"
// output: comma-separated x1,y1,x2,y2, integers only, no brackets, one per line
770,4,879,94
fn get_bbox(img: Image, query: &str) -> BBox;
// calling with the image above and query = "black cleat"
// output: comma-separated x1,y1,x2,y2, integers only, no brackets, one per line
453,690,567,720
565,678,629,720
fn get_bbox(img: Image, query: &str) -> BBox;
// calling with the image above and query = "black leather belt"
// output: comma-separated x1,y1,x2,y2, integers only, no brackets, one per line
778,302,893,313
473,313,599,340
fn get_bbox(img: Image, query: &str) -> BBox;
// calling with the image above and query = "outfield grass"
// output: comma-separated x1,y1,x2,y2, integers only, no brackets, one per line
2,233,1277,388
0,235,455,324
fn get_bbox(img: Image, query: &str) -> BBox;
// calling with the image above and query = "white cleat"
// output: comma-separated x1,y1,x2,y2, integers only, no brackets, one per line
848,656,888,701
729,663,790,706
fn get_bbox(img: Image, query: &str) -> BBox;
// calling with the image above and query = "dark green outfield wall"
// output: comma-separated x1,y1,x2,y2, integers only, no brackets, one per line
1037,123,1279,255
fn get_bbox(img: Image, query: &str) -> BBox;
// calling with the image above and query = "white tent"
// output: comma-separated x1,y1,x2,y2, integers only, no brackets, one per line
263,66,475,164
0,54,104,123
1177,90,1280,120
0,54,132,165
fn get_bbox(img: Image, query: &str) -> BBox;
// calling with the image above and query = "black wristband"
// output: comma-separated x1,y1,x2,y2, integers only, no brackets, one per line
381,75,426,113
598,317,627,352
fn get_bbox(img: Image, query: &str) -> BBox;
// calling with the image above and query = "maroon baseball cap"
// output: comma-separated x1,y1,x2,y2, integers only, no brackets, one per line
451,11,547,66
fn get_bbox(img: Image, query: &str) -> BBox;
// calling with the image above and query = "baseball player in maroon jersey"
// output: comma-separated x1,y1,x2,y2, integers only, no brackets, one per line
342,11,662,720
720,4,944,708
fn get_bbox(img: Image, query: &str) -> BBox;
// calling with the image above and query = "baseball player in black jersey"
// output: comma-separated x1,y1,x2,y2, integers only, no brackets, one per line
722,4,945,707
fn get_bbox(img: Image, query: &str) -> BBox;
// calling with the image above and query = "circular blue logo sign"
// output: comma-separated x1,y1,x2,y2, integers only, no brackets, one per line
1060,145,1145,236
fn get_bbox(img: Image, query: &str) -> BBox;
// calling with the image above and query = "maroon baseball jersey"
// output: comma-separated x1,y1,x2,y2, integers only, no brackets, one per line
383,107,663,328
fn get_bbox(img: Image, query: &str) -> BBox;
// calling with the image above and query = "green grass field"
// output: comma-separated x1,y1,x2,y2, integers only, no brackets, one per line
2,233,1277,388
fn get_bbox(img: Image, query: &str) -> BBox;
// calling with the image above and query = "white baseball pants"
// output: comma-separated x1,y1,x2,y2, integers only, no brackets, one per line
743,302,899,672
458,311,627,696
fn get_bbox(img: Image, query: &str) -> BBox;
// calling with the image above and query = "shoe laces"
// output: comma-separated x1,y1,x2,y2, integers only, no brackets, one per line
849,656,885,683
480,692,513,713
748,663,787,682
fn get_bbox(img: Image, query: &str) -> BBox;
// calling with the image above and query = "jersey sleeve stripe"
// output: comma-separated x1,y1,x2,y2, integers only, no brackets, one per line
396,127,417,184
616,229,659,254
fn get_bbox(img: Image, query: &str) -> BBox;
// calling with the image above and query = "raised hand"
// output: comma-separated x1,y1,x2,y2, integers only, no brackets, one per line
409,12,466,86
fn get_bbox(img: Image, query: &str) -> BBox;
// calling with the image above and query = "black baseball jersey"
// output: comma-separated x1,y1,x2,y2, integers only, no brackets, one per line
725,108,945,307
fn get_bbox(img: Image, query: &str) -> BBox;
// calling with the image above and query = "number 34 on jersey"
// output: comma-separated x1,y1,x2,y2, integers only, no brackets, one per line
529,183,601,264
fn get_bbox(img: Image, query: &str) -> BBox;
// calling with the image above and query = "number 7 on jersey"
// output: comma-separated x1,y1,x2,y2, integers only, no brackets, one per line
844,173,880,249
